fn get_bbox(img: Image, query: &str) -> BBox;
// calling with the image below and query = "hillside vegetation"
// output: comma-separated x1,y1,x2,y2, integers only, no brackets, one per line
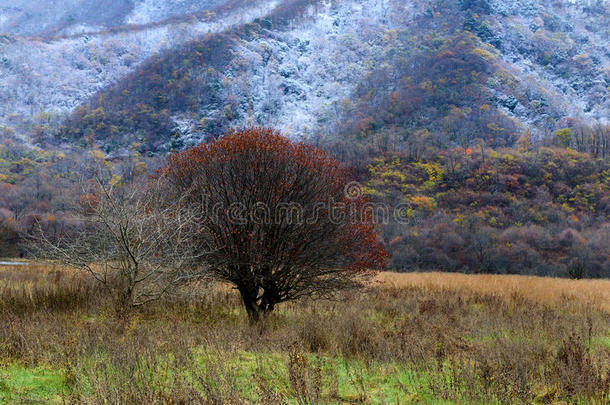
0,0,608,277
1,135,608,277
1,0,607,150
359,144,609,276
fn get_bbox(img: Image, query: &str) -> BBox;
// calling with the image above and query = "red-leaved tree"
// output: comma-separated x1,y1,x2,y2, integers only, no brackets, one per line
161,127,387,321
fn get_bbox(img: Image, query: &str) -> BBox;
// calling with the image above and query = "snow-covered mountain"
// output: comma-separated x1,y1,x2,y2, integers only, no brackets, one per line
0,0,279,143
0,0,608,153
0,0,229,36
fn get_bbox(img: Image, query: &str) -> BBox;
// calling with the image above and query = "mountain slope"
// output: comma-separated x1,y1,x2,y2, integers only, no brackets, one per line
0,0,278,142
0,0,607,153
0,0,230,37
28,0,605,155
0,0,608,277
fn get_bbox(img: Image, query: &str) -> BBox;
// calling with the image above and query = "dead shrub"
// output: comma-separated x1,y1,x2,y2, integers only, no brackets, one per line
553,334,610,400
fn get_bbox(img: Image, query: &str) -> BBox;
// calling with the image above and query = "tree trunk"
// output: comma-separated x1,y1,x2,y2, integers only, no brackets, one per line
115,288,134,320
236,282,281,323
237,285,263,323
260,292,277,313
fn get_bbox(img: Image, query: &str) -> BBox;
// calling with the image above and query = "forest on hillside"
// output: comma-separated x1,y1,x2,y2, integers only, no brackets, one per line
1,124,608,278
0,0,608,278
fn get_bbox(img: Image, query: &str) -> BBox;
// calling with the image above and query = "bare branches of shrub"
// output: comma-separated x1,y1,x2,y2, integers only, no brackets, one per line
30,173,209,317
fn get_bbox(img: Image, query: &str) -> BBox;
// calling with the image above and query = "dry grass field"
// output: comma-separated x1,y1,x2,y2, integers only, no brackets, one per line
375,272,610,313
0,263,609,404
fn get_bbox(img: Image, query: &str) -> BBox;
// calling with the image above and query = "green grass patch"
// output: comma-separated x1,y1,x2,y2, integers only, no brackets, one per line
0,364,63,404
592,335,610,350
193,349,455,404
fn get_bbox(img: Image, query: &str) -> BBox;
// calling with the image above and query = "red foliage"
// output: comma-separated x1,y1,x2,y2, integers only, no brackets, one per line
161,127,387,319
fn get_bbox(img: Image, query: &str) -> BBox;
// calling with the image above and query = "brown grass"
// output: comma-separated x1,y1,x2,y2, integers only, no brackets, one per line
0,263,609,404
376,271,610,313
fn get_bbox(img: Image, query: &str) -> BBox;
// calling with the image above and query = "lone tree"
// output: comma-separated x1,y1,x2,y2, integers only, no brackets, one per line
32,175,205,318
161,127,387,322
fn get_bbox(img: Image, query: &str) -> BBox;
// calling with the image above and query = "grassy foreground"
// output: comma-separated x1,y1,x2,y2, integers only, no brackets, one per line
0,263,608,404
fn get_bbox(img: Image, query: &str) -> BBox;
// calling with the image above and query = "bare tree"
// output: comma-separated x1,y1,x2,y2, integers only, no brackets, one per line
31,175,207,317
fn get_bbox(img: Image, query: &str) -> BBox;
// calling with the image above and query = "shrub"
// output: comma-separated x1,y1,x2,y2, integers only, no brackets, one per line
161,128,387,321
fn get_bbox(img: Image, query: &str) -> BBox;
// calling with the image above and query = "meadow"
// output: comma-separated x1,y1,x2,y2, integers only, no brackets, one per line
0,262,608,404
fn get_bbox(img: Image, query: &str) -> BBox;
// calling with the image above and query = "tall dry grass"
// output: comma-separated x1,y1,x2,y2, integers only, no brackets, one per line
0,263,609,403
376,271,610,312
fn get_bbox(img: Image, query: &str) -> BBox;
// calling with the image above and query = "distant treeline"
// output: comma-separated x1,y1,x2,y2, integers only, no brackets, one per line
1,129,608,278
322,127,610,278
